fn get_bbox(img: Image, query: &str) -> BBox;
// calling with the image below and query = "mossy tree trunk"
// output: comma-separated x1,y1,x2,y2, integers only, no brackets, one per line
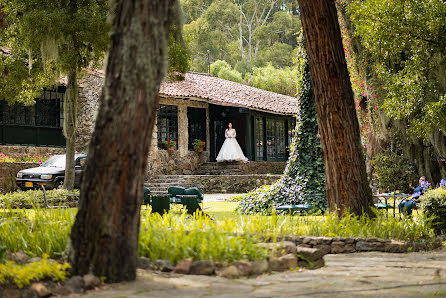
69,0,177,282
63,69,77,190
297,0,374,216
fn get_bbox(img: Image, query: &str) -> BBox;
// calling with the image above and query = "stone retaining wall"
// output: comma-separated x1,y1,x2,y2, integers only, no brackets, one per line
0,145,64,156
240,162,287,175
276,235,444,254
0,162,40,193
189,174,281,193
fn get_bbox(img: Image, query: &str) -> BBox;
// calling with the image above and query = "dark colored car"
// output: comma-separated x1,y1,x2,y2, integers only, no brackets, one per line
16,154,87,191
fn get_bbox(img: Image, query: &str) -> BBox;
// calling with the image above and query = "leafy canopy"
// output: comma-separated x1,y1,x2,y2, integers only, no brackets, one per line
350,0,446,137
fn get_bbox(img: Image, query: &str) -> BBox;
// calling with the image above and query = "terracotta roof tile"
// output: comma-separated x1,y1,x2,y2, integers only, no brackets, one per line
160,72,299,115
85,70,299,115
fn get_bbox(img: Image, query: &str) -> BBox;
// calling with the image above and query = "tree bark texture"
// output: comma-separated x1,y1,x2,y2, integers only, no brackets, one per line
69,0,177,282
297,0,374,216
63,70,77,190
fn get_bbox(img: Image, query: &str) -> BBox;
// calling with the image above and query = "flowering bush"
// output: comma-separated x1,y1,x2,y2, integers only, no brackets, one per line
0,152,49,164
192,139,205,151
162,139,176,149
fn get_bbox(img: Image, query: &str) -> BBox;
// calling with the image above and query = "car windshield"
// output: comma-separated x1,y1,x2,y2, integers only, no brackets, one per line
40,155,66,168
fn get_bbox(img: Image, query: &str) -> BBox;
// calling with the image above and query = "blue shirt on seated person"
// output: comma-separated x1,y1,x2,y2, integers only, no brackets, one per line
399,176,429,215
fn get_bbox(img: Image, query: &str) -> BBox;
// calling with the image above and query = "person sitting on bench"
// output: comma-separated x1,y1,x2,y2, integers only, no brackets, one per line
399,176,430,215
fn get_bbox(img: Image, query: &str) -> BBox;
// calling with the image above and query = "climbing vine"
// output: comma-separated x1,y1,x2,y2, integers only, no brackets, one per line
238,38,327,215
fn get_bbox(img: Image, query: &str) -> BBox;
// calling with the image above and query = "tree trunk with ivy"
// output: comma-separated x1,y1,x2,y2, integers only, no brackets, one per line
63,69,77,190
69,0,178,282
297,0,374,216
238,42,327,215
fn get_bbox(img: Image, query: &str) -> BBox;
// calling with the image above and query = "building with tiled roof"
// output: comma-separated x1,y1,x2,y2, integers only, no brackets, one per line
160,72,298,115
0,69,297,176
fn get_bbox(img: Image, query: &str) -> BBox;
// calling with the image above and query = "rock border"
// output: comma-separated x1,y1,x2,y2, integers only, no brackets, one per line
276,235,445,254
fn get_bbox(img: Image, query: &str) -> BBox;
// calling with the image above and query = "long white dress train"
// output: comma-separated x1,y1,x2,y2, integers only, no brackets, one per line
216,129,248,162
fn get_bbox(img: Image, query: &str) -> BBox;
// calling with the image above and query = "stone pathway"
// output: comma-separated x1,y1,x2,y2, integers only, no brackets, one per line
78,251,446,297
203,193,243,202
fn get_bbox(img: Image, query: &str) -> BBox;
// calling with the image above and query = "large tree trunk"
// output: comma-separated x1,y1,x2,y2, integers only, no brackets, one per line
297,0,374,216
69,0,176,282
63,70,77,190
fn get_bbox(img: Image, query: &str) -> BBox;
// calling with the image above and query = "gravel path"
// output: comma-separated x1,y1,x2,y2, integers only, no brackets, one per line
78,251,446,297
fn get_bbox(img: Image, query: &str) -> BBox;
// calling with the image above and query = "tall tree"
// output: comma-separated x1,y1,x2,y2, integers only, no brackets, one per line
70,0,182,282
1,0,109,190
297,0,374,216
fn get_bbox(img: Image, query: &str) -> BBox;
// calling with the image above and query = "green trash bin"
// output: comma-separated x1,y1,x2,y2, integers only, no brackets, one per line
143,187,151,206
151,194,171,214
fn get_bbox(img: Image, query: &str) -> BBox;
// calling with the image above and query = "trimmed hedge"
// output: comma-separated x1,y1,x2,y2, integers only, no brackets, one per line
421,187,446,235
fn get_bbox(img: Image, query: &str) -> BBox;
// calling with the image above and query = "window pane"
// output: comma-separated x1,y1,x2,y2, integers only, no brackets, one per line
157,104,178,149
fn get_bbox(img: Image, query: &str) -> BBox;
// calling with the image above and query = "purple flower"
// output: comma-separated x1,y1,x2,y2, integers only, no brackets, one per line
440,179,446,189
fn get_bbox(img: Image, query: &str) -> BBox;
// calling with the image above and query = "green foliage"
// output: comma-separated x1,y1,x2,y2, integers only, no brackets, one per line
421,188,446,235
210,60,231,76
0,203,434,272
209,60,243,83
349,0,446,137
0,189,79,209
239,43,327,214
183,0,301,71
0,153,49,163
0,255,70,288
245,63,299,96
256,43,293,68
217,67,243,83
139,211,268,264
1,0,110,103
234,60,254,77
0,207,75,258
370,149,418,193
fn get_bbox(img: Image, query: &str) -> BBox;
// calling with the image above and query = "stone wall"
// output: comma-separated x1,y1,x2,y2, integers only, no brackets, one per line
276,235,444,254
240,162,286,175
148,97,210,176
188,174,281,193
76,74,211,176
76,73,103,152
0,145,64,156
0,162,40,193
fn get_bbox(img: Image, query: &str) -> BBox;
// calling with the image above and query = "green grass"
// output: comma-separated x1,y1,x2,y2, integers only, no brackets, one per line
0,201,436,264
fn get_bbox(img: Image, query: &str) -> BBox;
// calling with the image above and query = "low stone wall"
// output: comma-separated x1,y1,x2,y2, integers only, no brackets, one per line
147,151,209,176
189,174,281,193
0,145,64,156
240,162,287,174
276,235,444,254
0,162,40,193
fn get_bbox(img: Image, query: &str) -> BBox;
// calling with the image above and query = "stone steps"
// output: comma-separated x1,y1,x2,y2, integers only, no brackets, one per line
195,162,245,175
145,174,281,194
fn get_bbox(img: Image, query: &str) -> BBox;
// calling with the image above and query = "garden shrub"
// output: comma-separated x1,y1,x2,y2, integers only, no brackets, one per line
210,60,231,77
370,149,418,193
0,189,79,209
421,187,446,235
0,255,70,288
238,42,327,215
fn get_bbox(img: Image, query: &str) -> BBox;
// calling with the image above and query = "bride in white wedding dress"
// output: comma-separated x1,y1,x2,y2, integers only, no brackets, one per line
216,123,248,162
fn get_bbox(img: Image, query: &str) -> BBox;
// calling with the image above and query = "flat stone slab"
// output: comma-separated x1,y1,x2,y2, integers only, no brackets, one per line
77,251,446,297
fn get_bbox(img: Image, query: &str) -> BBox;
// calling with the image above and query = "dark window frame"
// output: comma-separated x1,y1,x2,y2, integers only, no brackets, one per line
187,107,207,151
157,104,178,150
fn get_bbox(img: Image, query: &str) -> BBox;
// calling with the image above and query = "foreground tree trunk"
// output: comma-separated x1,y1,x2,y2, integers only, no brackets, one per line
63,70,77,190
70,0,177,282
297,0,374,216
